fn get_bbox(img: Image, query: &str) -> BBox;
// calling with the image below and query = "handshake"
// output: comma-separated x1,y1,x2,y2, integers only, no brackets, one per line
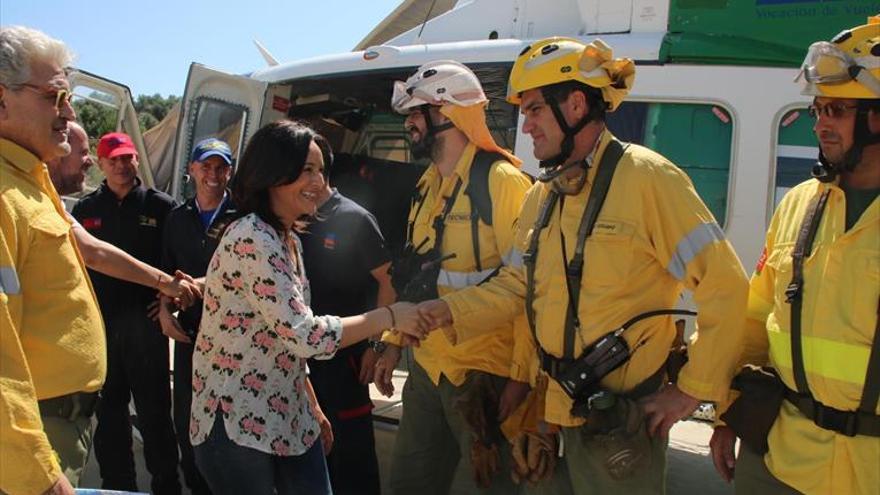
384,299,456,347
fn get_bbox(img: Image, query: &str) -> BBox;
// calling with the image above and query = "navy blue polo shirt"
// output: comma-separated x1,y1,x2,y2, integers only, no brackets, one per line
72,180,176,320
301,189,391,318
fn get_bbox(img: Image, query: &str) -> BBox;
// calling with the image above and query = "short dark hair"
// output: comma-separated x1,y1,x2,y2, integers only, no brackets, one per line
232,120,333,232
541,80,607,122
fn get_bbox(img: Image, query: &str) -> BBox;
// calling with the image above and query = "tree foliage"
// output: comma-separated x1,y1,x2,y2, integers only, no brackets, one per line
74,91,179,143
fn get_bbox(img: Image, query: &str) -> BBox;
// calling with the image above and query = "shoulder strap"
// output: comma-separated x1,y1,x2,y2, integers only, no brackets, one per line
524,190,560,354
465,151,505,272
432,177,464,252
786,188,830,395
859,299,880,414
560,139,626,358
524,138,627,360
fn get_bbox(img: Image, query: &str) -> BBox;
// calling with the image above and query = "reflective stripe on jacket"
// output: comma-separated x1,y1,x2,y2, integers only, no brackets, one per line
740,179,879,495
444,131,748,426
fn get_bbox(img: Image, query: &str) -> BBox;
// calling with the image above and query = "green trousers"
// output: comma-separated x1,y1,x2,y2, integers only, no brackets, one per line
734,446,802,494
528,421,668,495
42,413,94,487
390,361,520,495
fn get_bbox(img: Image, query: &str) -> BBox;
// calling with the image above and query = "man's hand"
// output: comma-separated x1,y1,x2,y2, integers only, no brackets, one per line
158,296,192,344
42,474,75,495
359,347,380,385
388,302,429,341
639,384,700,438
709,425,737,483
373,344,402,397
418,299,453,329
497,380,531,422
158,270,202,309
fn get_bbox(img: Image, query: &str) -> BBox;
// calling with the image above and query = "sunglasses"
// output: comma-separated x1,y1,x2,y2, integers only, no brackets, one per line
16,83,73,110
807,102,859,120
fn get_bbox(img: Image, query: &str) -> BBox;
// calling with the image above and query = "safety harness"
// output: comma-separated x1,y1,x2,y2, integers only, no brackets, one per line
783,187,880,437
522,138,692,409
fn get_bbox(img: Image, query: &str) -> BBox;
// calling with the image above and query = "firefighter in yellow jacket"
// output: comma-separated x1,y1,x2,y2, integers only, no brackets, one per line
419,38,749,493
374,60,534,494
710,19,880,495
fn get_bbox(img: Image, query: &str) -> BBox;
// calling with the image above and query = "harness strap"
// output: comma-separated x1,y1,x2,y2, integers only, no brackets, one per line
784,186,880,433
786,188,830,394
561,140,626,358
858,299,880,415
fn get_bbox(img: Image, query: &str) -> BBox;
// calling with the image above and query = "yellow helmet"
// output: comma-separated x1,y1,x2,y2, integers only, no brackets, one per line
798,17,880,99
506,37,635,111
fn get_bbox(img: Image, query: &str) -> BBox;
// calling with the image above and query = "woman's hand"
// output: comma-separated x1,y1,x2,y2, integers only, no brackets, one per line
315,406,334,455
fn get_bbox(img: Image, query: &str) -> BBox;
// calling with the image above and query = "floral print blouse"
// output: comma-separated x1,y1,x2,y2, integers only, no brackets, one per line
190,213,342,456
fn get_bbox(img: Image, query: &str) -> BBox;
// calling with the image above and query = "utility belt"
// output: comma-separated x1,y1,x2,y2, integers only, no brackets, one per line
721,366,880,455
38,391,100,421
539,309,695,418
784,386,880,438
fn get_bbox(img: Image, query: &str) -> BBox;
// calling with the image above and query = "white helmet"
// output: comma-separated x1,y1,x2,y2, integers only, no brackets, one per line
392,60,487,114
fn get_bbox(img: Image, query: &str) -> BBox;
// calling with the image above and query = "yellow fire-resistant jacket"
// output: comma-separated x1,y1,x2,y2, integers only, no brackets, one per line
736,178,879,495
385,143,534,385
0,139,106,494
443,132,748,426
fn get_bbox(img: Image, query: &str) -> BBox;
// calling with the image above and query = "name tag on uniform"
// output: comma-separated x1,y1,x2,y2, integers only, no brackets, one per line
139,215,158,228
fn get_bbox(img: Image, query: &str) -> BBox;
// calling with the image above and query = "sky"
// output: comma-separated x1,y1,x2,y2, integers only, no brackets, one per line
1,0,404,97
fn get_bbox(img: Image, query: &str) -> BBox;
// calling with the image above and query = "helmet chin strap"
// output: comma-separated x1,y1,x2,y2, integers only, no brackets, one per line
538,88,600,170
813,101,880,181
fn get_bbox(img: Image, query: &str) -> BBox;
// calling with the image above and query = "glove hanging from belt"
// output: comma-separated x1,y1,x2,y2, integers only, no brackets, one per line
454,372,504,489
500,374,559,486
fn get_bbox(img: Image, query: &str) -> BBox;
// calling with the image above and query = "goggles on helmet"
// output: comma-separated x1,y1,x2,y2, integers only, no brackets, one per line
797,41,880,96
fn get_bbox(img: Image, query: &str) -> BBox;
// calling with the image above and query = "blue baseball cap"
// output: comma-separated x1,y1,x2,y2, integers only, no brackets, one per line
191,138,233,165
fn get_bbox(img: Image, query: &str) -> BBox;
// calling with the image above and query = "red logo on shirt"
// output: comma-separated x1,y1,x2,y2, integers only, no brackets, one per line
755,246,768,275
81,217,102,230
323,233,336,250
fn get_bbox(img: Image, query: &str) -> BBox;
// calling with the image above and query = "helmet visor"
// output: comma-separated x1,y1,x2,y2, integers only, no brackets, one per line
798,42,856,84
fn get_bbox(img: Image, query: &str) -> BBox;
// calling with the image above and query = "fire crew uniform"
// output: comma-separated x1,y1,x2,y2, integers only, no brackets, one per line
72,179,181,494
734,179,879,495
301,188,389,495
0,139,106,494
386,143,534,494
160,192,237,495
442,130,749,492
720,19,880,495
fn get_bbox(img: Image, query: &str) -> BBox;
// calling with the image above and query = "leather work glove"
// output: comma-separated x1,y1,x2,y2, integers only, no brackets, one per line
502,374,559,485
510,430,558,485
470,439,501,489
454,372,503,488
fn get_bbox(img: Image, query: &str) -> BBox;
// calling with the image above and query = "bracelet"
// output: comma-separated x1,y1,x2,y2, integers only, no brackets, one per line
156,272,165,290
383,305,396,330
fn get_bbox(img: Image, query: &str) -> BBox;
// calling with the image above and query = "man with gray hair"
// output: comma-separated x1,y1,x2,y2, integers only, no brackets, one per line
0,26,103,495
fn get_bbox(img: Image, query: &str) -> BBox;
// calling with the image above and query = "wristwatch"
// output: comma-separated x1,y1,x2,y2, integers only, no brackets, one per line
369,339,388,354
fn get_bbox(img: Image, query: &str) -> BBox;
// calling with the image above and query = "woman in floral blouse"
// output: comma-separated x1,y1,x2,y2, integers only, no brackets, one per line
191,121,424,495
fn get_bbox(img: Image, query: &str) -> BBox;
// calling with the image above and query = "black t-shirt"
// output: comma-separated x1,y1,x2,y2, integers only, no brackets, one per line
160,195,238,334
72,180,176,320
301,189,391,318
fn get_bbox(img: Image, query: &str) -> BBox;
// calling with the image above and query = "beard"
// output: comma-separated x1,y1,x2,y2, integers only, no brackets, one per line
410,132,437,161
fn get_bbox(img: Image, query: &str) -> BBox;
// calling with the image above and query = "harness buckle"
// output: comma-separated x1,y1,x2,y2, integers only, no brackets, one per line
784,282,801,303
814,402,859,437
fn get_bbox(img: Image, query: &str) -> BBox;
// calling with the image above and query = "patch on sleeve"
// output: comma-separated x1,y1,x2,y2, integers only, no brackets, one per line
755,246,768,275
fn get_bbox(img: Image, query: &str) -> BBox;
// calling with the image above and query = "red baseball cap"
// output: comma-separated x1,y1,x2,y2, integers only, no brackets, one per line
97,132,138,159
